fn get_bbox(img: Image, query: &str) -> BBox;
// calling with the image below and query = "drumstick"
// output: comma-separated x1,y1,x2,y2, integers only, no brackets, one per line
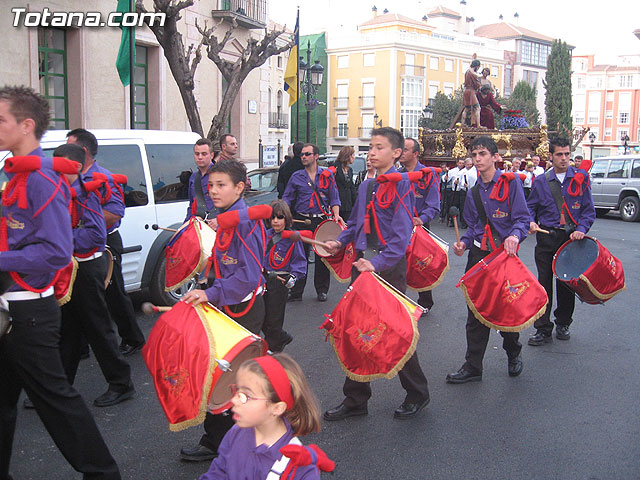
448,206,461,244
288,231,331,250
292,218,312,225
276,275,287,284
151,224,178,233
533,226,550,234
141,302,171,315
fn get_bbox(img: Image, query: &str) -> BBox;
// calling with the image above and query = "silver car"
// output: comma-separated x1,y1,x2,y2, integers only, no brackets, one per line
590,155,640,221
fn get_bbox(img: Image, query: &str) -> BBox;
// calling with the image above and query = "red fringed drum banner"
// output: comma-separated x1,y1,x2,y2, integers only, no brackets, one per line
320,272,422,382
142,302,266,431
552,236,625,305
54,258,78,307
457,246,548,332
406,227,450,292
322,241,356,283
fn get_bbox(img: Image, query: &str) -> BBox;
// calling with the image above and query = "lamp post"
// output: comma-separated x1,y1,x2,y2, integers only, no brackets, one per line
373,113,383,128
622,133,630,155
588,131,596,160
421,104,433,129
299,41,324,143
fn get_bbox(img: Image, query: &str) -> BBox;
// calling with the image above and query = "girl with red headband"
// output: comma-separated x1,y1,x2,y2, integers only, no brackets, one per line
199,354,333,480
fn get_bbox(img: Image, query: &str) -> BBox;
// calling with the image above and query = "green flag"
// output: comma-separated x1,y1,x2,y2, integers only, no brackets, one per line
115,0,135,86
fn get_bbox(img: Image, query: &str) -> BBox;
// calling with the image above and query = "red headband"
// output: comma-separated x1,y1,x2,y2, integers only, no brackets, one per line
254,356,294,410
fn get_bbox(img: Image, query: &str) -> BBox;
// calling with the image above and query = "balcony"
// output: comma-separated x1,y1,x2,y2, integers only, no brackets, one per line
359,96,375,109
333,126,349,138
268,112,288,129
401,64,426,76
333,97,349,110
211,0,266,29
358,127,373,139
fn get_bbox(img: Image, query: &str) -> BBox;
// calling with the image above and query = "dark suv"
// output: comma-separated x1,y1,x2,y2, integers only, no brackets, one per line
589,155,640,221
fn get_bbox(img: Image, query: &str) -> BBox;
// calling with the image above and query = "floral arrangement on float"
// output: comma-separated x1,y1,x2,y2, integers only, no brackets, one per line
500,110,530,130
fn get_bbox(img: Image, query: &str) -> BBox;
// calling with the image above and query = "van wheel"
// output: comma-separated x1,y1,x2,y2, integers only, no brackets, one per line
620,196,640,222
149,254,197,306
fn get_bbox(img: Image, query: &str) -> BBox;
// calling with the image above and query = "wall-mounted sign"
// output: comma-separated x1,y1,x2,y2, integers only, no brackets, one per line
248,100,257,114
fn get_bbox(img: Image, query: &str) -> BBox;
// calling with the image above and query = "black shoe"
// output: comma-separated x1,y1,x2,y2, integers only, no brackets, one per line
508,354,523,377
446,367,482,384
93,386,135,407
323,403,368,421
317,292,328,302
556,325,570,340
119,342,144,356
528,331,552,346
287,293,302,302
23,397,35,409
180,444,218,462
393,397,430,419
270,332,293,353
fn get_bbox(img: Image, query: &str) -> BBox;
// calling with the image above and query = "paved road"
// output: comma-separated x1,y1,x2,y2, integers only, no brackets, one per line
9,214,640,479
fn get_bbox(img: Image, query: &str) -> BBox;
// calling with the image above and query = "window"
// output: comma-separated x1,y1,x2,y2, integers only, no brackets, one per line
361,83,374,108
133,45,149,129
337,115,348,137
618,129,629,141
632,160,640,178
428,83,439,100
618,92,631,124
619,112,629,124
337,55,349,68
575,76,585,90
277,90,283,120
38,28,68,129
619,75,633,88
520,40,551,67
588,92,601,124
277,55,283,69
405,53,415,76
95,145,148,207
430,56,439,70
589,128,599,140
605,128,612,138
590,160,608,179
462,61,469,72
361,113,374,137
607,160,628,178
574,112,585,124
606,110,613,119
444,85,454,97
523,69,538,88
504,65,512,96
589,76,603,89
444,59,453,72
336,84,348,109
491,66,498,77
400,77,423,139
146,144,197,203
363,53,375,67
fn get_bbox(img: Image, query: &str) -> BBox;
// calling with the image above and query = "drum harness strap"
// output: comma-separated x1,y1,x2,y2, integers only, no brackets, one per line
192,170,209,219
411,167,439,217
70,179,108,258
545,170,577,231
267,232,295,271
307,169,332,217
471,183,501,252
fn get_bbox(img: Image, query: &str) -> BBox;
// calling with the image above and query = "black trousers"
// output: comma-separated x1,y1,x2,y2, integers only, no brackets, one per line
200,295,265,452
416,222,434,311
289,215,330,296
106,231,145,347
444,189,455,224
262,274,291,352
462,247,522,374
342,256,430,408
0,296,120,479
454,190,468,227
533,229,575,335
60,255,132,392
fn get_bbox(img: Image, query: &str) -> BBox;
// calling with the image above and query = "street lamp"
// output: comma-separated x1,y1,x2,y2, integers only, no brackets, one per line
373,113,383,127
622,133,630,155
420,104,433,128
588,131,596,160
299,41,324,143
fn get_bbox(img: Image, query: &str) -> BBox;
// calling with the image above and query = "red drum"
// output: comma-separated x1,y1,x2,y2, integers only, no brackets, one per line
322,241,357,283
406,227,450,292
313,219,344,257
553,237,625,305
55,259,78,307
457,246,548,332
164,217,216,291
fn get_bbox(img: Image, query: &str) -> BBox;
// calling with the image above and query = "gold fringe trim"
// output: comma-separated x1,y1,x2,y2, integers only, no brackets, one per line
164,228,210,292
57,258,78,307
578,274,626,302
321,257,351,284
459,283,548,333
408,260,450,292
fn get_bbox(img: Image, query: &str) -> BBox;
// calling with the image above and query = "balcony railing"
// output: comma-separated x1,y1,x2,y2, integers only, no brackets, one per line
268,112,288,129
333,97,349,110
358,127,373,138
212,0,266,29
333,126,349,138
359,96,375,109
401,64,426,76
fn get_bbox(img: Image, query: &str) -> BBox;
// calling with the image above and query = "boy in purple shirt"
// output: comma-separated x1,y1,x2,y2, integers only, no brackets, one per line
527,136,595,345
0,85,120,479
446,136,530,384
322,127,431,421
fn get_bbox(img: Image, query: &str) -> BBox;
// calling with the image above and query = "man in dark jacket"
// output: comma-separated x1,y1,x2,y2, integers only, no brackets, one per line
277,142,304,198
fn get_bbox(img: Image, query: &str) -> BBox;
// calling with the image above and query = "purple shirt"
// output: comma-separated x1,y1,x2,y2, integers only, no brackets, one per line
204,198,265,306
264,228,307,279
0,147,73,290
400,161,441,224
200,422,320,480
526,166,595,234
83,161,125,234
70,181,107,255
338,166,415,272
461,170,530,249
282,167,341,215
185,165,216,222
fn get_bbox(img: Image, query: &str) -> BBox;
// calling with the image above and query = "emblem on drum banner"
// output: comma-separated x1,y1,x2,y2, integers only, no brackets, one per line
166,255,182,270
416,255,434,271
356,323,387,353
608,256,616,275
220,253,238,265
163,368,189,396
504,280,529,303
492,208,508,218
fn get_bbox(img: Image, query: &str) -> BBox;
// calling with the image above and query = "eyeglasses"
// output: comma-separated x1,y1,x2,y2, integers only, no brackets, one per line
300,152,314,157
229,384,268,404
271,214,286,220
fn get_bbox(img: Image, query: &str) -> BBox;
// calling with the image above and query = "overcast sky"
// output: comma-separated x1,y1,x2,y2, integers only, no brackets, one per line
269,0,639,64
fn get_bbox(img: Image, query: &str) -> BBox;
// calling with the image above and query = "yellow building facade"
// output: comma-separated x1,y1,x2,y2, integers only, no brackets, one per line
326,11,505,152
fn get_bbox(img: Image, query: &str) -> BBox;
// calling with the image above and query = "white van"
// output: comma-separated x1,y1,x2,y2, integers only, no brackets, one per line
1,129,200,305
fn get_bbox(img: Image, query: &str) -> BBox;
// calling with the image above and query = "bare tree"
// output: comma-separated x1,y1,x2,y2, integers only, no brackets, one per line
136,0,294,141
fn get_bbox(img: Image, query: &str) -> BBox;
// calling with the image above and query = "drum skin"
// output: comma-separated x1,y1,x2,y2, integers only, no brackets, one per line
313,220,343,257
553,237,626,305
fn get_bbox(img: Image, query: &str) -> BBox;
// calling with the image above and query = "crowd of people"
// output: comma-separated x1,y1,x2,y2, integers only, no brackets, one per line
0,86,596,480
